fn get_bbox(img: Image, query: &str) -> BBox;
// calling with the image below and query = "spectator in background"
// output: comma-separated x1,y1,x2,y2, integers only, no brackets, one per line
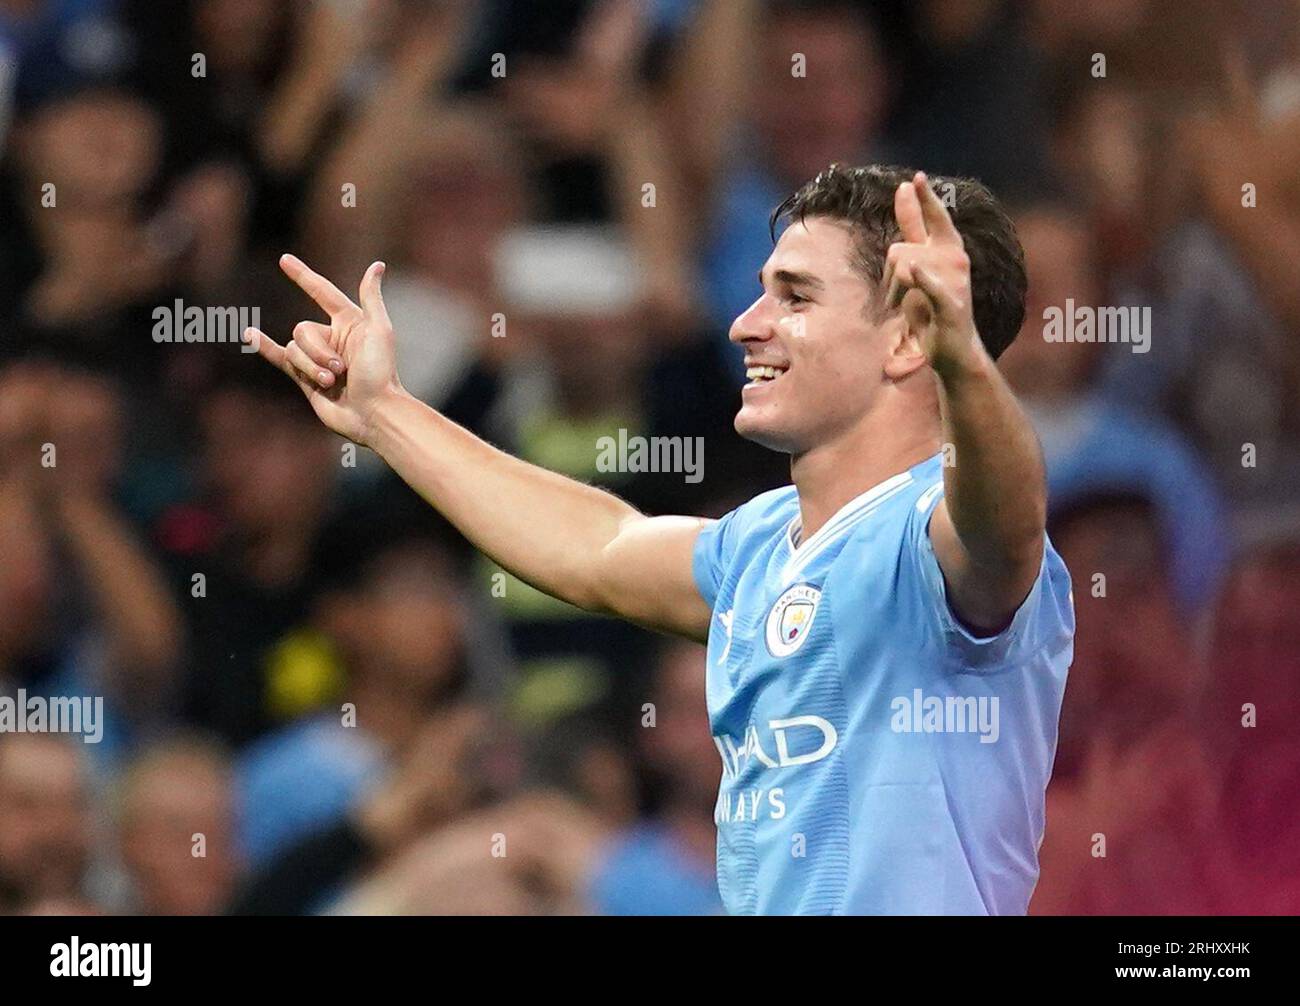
6,79,249,384
492,0,663,223
588,640,722,915
160,361,340,748
890,0,1055,199
1033,492,1231,914
998,201,1231,618
0,734,94,913
1204,528,1300,914
330,789,611,915
127,0,367,252
227,704,507,915
1048,493,1200,772
685,0,896,352
236,527,471,870
1161,32,1300,500
303,92,529,417
0,362,183,765
115,735,240,915
1038,5,1300,503
459,224,664,731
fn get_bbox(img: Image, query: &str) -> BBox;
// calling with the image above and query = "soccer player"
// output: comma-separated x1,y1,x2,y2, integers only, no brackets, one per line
247,164,1074,915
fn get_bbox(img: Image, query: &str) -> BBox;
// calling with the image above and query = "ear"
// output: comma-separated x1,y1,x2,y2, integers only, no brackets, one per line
882,310,929,381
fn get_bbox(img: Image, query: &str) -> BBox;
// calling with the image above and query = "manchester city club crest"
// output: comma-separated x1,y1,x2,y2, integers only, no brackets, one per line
765,583,823,657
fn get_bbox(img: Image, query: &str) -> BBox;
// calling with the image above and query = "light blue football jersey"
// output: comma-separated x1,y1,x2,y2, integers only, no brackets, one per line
692,451,1074,915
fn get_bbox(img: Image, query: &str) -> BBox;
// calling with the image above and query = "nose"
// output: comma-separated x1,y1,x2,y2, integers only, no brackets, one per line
729,292,777,347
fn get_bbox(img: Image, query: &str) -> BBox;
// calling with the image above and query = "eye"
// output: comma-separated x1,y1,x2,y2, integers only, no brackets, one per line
783,291,810,306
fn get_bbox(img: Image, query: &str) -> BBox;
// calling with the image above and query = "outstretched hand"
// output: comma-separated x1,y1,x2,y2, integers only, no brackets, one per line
244,254,404,445
881,172,983,377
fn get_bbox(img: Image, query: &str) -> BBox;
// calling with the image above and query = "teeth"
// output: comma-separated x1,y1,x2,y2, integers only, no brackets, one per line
746,365,785,382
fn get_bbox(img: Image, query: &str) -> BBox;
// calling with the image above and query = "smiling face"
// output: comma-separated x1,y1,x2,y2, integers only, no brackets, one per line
730,217,894,454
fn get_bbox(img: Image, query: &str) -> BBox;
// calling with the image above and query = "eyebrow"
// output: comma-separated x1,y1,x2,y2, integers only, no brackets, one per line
759,268,825,290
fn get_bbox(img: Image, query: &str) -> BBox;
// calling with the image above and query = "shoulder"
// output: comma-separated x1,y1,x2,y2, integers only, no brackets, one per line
711,484,799,546
693,486,798,605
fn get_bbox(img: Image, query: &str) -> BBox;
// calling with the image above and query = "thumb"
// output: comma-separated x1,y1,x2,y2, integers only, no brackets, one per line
359,261,391,325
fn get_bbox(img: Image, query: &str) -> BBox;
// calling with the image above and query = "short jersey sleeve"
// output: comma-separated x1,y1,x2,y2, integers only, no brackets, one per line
905,479,1075,673
691,486,797,612
692,508,740,611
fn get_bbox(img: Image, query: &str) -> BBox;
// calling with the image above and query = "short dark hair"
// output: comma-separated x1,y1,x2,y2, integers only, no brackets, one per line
770,163,1028,360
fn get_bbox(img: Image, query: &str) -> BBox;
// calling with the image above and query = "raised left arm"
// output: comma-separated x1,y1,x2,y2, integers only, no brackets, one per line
929,347,1046,633
885,172,1046,633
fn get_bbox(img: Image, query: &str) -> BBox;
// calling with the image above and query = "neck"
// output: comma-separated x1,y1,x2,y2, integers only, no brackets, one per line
790,407,940,542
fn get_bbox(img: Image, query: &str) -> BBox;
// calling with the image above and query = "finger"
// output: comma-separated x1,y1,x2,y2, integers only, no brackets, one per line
285,338,337,388
358,261,390,326
293,321,345,374
882,241,926,310
909,262,957,317
883,243,920,310
913,172,962,245
245,327,320,398
894,180,928,245
244,327,289,372
280,253,356,318
885,264,908,312
882,268,900,312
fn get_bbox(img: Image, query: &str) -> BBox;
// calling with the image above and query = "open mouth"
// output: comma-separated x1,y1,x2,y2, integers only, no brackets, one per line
745,364,789,386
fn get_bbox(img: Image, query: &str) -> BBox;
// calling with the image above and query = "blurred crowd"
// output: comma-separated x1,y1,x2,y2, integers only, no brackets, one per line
1,0,1298,915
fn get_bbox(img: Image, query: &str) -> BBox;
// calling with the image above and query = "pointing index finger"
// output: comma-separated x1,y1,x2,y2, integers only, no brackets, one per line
894,179,928,244
913,172,962,245
280,253,357,318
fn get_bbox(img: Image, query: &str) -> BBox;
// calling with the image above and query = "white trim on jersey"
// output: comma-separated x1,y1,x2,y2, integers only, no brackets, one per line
782,471,915,581
915,479,946,514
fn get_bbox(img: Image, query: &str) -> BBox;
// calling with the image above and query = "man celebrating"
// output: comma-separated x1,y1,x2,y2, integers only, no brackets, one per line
247,164,1073,915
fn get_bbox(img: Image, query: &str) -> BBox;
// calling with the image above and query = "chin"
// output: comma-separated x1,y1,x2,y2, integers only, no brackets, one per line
734,407,797,454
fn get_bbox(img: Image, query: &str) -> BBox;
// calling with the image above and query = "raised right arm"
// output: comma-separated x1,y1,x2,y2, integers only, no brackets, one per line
247,254,713,642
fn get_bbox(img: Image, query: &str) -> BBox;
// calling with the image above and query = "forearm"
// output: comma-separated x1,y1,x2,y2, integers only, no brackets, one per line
302,23,475,278
606,95,701,329
668,0,760,195
366,390,643,614
258,5,365,175
935,347,1047,571
301,103,421,280
54,495,182,690
254,254,709,636
259,60,347,176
